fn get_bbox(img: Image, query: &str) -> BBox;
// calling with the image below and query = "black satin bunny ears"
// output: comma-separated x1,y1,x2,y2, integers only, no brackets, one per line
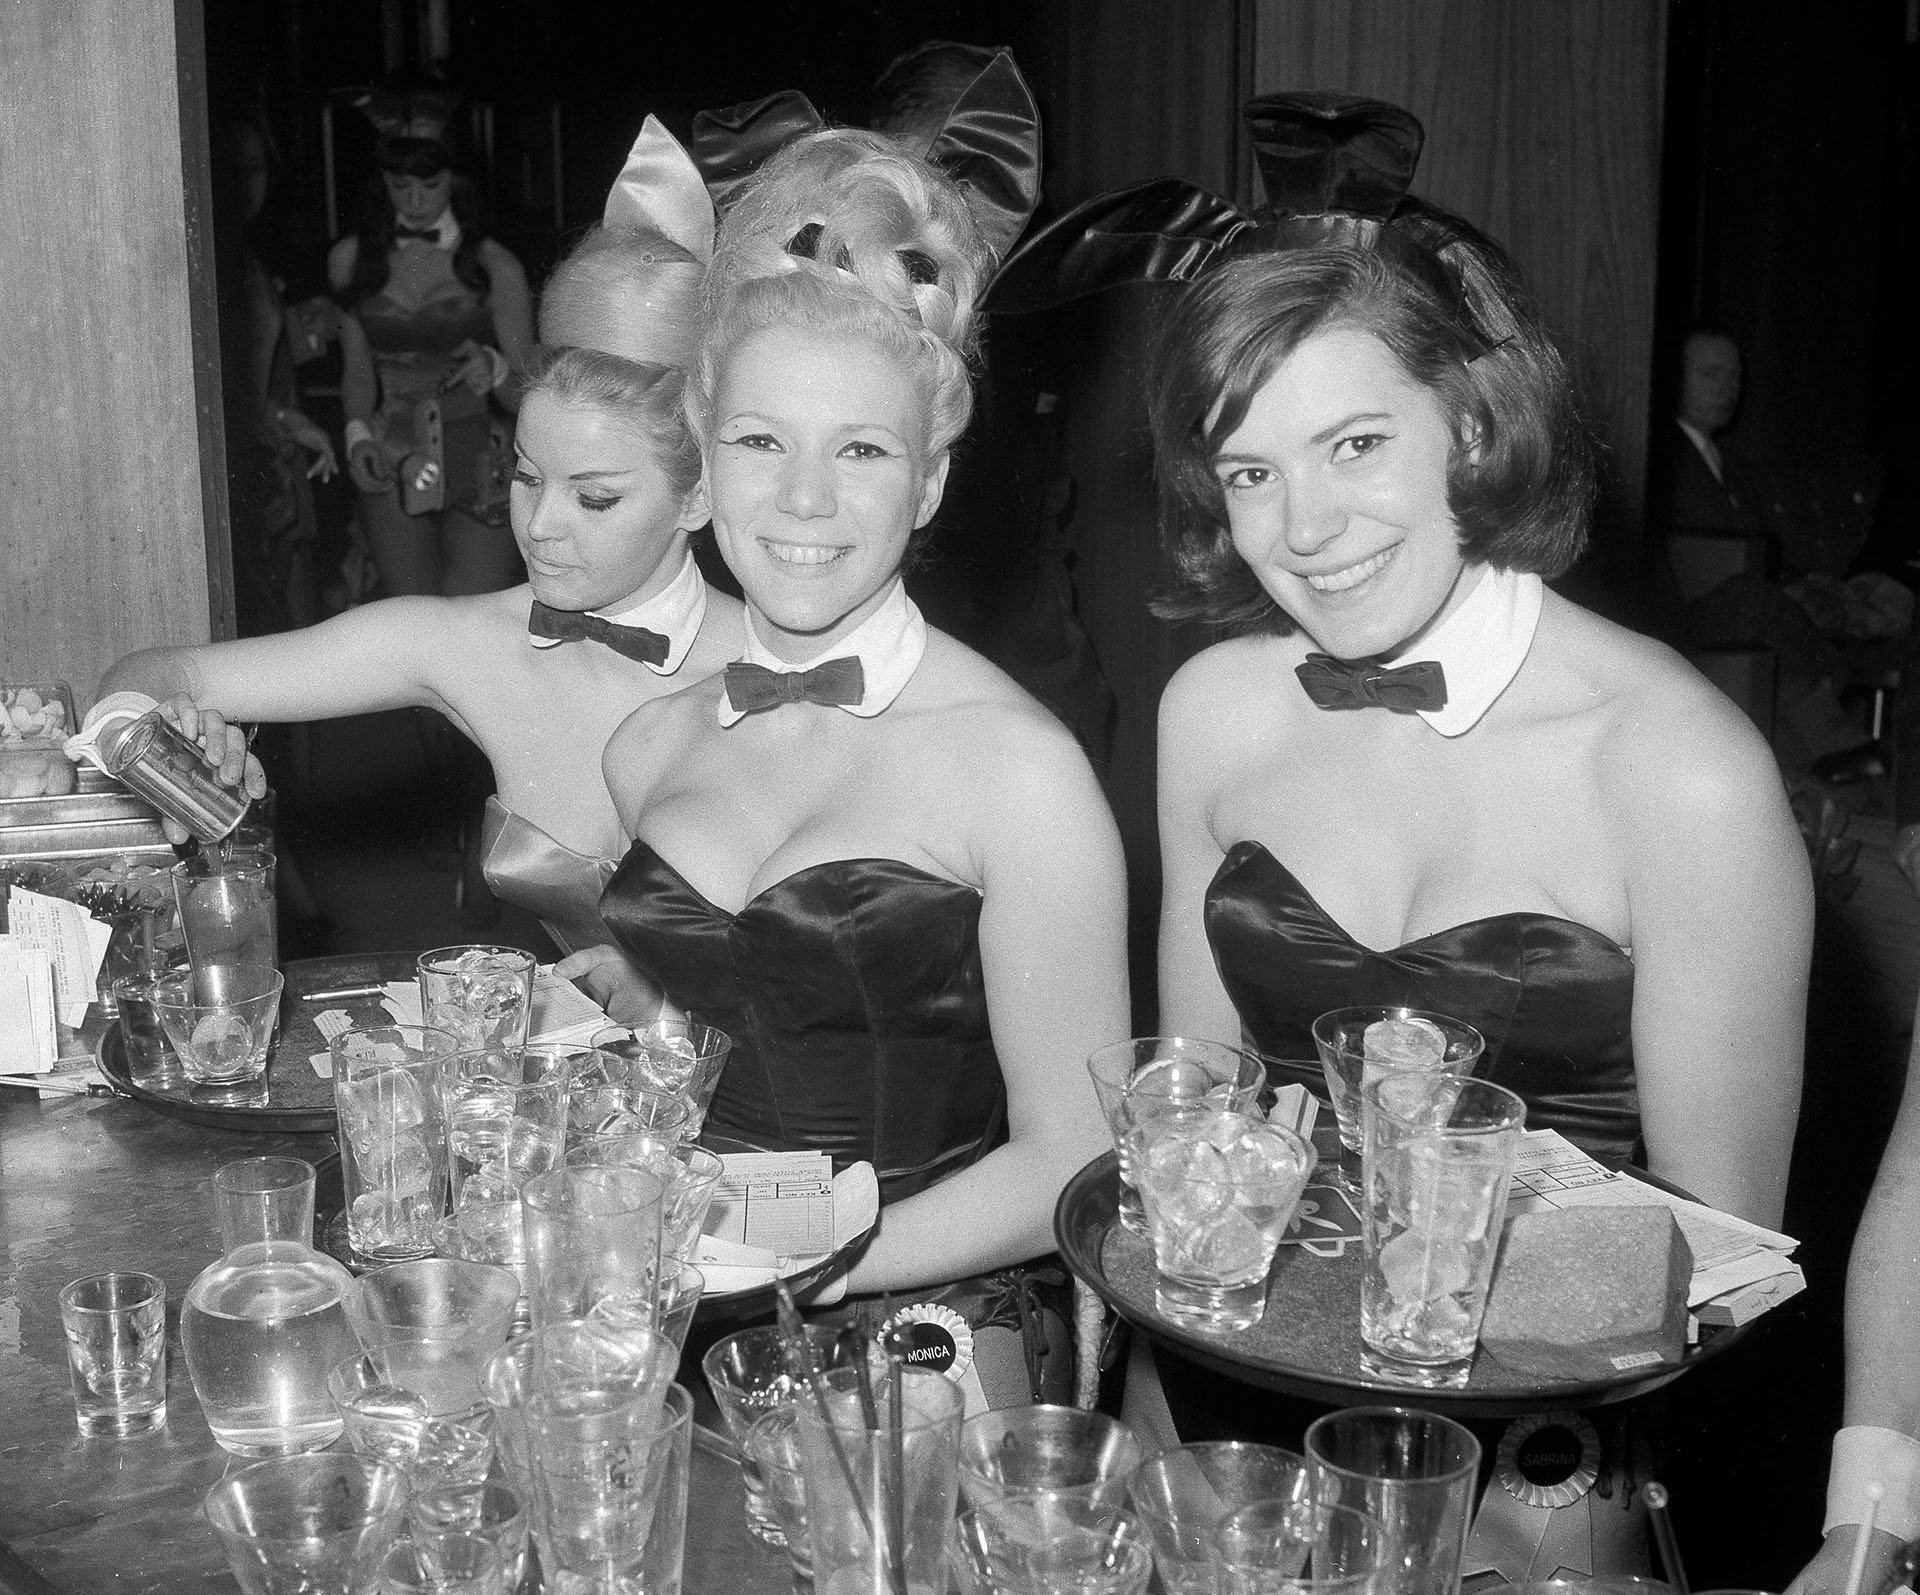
985,89,1490,351
687,48,1043,265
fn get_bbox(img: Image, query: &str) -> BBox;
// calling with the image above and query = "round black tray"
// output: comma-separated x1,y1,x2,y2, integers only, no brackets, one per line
98,952,418,1134
1054,1151,1758,1419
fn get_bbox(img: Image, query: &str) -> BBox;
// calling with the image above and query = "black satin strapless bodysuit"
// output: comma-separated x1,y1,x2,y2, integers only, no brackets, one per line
1207,841,1640,1163
599,842,1007,1204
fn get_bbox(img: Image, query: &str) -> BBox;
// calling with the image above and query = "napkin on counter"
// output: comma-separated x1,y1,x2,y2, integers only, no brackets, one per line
378,966,611,1047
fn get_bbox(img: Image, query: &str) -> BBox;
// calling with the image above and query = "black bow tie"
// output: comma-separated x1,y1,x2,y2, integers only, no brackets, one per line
528,601,670,666
1295,653,1448,714
724,657,865,715
395,223,442,242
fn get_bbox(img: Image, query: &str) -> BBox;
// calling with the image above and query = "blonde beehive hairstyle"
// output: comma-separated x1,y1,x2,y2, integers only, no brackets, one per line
689,128,995,463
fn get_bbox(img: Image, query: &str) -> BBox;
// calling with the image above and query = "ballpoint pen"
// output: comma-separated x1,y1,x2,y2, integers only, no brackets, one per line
0,1073,117,1098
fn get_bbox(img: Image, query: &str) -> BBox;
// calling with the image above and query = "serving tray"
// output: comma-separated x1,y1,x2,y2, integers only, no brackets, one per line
1054,1151,1757,1418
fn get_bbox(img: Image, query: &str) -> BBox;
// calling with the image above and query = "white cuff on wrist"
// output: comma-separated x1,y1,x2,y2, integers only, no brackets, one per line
344,419,374,453
1827,1426,1920,1540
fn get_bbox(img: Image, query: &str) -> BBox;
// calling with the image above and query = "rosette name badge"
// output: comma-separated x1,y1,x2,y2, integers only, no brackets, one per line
882,1302,987,1417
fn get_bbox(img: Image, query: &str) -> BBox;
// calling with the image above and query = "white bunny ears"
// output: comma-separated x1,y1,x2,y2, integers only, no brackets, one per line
604,114,715,264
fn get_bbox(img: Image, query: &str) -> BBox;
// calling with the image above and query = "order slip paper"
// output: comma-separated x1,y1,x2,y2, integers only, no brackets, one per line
6,887,112,1027
707,1150,839,1254
0,940,57,1072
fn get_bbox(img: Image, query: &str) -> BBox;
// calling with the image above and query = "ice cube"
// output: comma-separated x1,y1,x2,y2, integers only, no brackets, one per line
411,1419,493,1490
630,1034,699,1094
1177,1207,1270,1281
1376,1227,1471,1305
1362,1017,1448,1069
1405,1140,1501,1239
188,1009,254,1071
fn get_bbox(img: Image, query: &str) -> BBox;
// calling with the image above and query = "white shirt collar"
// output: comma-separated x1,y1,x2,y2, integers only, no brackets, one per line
719,578,928,727
1383,564,1543,737
528,547,708,675
1676,416,1724,482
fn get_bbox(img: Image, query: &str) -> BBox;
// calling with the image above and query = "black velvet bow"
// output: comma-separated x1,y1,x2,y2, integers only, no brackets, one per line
689,49,1042,264
1295,653,1448,714
985,88,1482,347
723,656,866,715
528,602,669,666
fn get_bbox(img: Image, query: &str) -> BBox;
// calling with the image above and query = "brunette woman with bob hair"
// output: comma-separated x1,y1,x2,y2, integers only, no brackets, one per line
1121,107,1810,1234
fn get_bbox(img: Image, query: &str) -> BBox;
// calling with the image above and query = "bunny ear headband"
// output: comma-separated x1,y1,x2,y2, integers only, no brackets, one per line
985,89,1490,352
604,113,716,263
341,84,462,146
687,49,1043,266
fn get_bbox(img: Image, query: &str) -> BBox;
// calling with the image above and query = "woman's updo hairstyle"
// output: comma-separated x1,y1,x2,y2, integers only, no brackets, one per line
521,223,708,503
690,128,995,460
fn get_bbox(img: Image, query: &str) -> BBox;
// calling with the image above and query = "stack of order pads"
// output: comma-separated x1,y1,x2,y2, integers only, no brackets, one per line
1475,1128,1803,1382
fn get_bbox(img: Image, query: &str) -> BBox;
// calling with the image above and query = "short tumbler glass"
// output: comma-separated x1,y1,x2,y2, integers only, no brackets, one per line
1088,1037,1266,1234
58,1270,167,1436
1128,1107,1314,1330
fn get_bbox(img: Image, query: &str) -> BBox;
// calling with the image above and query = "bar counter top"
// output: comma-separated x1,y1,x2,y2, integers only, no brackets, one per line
0,1087,790,1594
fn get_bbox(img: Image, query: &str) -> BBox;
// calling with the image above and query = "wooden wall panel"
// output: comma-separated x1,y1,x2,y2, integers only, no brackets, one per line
1251,0,1668,579
0,0,228,702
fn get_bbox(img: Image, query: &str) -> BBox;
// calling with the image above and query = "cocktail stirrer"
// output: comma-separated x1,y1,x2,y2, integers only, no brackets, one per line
1641,1481,1690,1595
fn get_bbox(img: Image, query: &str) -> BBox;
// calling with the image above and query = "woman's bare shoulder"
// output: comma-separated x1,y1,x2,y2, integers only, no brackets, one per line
1161,631,1305,738
476,237,527,283
1541,594,1787,822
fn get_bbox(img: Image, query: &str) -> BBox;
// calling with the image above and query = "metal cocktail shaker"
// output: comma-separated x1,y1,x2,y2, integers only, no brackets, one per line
74,709,249,843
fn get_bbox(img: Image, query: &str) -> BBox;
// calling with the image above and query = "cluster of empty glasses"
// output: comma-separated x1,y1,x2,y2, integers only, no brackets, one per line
701,1315,1487,1595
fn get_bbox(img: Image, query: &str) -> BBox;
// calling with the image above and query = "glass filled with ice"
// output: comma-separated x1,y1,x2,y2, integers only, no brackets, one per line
417,945,536,1053
1088,1038,1267,1235
1126,1106,1314,1331
1359,1073,1526,1386
331,1023,458,1263
1311,1006,1485,1193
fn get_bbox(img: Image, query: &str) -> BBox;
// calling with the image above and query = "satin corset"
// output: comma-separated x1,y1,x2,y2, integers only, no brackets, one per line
600,842,1008,1203
1206,841,1640,1163
357,246,495,404
478,797,616,958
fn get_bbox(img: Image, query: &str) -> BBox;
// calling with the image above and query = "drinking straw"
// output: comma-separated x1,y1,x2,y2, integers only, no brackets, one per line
884,1336,908,1595
773,1282,884,1564
1843,1484,1884,1595
1641,1481,1690,1595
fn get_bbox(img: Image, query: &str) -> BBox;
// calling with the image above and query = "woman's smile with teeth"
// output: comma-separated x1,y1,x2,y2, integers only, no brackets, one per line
1305,546,1396,592
763,540,848,566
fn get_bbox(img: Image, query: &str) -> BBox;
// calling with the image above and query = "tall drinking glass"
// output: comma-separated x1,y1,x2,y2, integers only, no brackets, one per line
527,1379,691,1595
519,1165,665,1329
796,1365,964,1595
173,847,277,970
443,1044,576,1212
1311,1007,1484,1192
417,945,536,1052
1303,1407,1481,1595
331,1024,458,1263
1360,1074,1526,1384
1088,1037,1266,1234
